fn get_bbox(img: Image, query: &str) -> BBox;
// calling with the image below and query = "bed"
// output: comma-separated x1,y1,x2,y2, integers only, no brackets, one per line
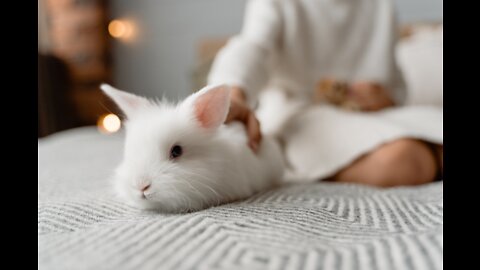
38,24,443,270
38,126,442,270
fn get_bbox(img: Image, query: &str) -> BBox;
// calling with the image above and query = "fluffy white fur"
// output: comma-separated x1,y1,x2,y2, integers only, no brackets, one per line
101,84,284,213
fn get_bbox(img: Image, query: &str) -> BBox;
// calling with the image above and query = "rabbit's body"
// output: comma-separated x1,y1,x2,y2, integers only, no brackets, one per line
102,84,284,213
215,122,284,196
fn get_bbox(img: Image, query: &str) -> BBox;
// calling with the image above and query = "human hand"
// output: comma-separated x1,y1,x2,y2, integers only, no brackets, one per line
347,82,395,111
225,86,262,152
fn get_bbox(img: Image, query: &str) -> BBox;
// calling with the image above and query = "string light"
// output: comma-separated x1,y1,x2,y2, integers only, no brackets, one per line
108,19,134,40
98,113,121,134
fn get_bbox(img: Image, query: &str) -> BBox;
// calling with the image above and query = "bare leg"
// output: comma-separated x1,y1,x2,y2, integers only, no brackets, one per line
328,138,442,187
436,144,443,174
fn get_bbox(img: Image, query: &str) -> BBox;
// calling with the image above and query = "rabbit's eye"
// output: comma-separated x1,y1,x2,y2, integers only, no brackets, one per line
170,145,183,159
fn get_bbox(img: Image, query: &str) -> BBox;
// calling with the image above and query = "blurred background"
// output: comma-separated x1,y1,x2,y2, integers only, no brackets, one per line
37,0,442,137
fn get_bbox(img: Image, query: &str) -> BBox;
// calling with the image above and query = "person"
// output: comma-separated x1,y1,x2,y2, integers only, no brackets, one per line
208,0,443,187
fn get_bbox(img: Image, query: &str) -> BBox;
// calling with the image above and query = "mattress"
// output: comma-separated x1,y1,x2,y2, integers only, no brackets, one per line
38,127,443,270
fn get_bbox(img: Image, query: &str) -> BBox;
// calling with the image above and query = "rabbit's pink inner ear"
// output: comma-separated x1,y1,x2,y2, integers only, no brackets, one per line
193,85,231,129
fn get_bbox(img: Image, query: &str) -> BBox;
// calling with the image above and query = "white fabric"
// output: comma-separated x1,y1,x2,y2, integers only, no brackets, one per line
396,25,443,107
208,0,406,106
38,127,443,270
280,105,443,180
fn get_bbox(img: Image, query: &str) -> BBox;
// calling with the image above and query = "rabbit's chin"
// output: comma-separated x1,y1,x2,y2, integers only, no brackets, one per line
128,196,217,213
116,186,225,213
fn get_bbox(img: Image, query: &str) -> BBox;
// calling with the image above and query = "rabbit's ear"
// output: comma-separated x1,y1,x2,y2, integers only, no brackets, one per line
189,84,232,130
100,84,149,118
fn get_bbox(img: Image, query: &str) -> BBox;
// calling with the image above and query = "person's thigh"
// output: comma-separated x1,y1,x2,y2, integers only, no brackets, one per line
329,138,439,187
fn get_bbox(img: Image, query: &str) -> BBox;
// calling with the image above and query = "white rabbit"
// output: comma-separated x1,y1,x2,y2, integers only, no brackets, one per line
101,84,284,213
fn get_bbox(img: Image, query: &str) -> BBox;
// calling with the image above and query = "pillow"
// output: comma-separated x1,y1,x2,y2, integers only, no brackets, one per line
396,24,443,107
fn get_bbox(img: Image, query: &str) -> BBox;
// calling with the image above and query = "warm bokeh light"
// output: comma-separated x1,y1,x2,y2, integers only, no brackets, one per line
98,113,121,134
108,19,134,39
108,20,126,38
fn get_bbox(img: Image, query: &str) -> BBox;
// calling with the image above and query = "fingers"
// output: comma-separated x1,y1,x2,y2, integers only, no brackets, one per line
225,99,248,123
224,99,262,153
246,112,262,153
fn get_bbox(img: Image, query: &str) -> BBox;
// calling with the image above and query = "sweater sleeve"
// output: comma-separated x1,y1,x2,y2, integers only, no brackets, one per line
207,0,282,107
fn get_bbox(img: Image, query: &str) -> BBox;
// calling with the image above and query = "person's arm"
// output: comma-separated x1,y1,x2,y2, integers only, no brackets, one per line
207,0,282,150
208,0,281,106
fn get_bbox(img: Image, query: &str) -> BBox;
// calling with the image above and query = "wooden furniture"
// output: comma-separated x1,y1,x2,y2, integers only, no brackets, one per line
39,0,115,137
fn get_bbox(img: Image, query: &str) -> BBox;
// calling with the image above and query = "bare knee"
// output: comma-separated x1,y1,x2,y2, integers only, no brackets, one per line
331,139,438,187
370,139,437,187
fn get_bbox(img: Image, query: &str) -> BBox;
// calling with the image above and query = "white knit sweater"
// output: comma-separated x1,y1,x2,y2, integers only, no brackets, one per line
208,0,406,106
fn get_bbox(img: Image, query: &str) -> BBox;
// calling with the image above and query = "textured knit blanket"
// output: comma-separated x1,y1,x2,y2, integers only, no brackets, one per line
38,127,443,270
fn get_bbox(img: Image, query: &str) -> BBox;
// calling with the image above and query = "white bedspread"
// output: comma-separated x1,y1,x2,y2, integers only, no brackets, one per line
38,127,443,270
